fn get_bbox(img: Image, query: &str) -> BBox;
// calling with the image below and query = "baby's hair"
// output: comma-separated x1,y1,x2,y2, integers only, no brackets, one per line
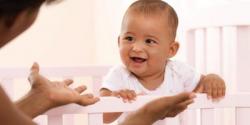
124,0,178,41
0,0,60,27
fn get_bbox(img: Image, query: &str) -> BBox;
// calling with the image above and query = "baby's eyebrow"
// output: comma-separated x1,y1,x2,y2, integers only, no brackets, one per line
124,32,135,35
145,35,159,41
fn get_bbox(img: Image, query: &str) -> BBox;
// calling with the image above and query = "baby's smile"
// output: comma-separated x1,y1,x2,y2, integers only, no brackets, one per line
130,56,147,63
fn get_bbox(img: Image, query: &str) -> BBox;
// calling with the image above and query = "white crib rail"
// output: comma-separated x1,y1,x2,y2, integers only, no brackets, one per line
1,67,250,125
44,93,250,125
183,2,250,30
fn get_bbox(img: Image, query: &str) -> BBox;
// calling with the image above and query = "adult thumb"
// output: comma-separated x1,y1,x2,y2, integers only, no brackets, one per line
28,62,40,84
30,62,40,74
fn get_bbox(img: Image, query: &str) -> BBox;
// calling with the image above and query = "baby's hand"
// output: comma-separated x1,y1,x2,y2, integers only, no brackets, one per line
111,89,137,103
194,74,226,101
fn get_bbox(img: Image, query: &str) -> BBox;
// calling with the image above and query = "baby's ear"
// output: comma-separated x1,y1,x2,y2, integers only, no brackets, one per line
169,41,179,58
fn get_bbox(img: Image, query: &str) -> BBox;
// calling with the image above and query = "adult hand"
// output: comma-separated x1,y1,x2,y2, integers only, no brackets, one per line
120,92,195,125
28,62,99,107
16,62,99,118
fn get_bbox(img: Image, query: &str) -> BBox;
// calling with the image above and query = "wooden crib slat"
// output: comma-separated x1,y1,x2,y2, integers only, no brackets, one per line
92,76,103,94
63,115,75,125
183,2,250,30
236,26,250,92
221,26,237,93
194,29,206,73
201,109,224,125
236,108,250,125
88,113,103,125
180,110,199,125
205,27,222,74
185,30,196,66
47,115,63,125
2,66,250,125
201,109,215,125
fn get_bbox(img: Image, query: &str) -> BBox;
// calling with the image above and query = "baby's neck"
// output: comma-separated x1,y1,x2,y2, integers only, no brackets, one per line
136,70,165,91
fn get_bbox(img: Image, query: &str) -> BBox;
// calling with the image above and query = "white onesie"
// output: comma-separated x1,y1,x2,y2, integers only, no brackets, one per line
101,60,201,125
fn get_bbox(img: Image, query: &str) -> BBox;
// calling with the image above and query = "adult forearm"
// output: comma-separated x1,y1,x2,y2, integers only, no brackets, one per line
15,90,52,118
0,86,36,125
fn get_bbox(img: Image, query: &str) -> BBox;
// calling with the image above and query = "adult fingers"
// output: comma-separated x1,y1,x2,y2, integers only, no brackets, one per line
177,99,194,109
74,85,87,93
171,92,196,104
28,62,40,85
78,94,100,106
63,79,73,86
30,62,40,75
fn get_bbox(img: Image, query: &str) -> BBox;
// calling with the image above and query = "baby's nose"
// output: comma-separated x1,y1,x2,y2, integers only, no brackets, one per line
132,42,144,52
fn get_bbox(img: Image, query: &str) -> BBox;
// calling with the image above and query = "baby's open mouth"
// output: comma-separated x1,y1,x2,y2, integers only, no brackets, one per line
130,57,147,63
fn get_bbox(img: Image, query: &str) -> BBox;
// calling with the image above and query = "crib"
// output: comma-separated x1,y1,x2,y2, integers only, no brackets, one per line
1,1,250,125
180,1,250,125
0,66,250,125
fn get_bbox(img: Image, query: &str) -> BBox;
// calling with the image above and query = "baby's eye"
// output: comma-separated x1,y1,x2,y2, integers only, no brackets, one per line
124,36,134,41
145,39,157,44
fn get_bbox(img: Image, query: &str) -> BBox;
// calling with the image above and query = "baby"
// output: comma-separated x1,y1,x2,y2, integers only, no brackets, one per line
100,0,226,124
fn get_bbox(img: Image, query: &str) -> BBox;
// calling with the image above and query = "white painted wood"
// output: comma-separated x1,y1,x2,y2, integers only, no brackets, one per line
184,3,250,30
62,115,75,125
0,66,110,79
185,30,196,66
194,29,206,73
236,26,250,92
2,66,250,125
88,113,102,125
201,109,215,125
180,110,199,125
47,115,62,125
92,76,103,95
205,28,222,74
44,94,250,125
221,26,238,93
236,108,250,125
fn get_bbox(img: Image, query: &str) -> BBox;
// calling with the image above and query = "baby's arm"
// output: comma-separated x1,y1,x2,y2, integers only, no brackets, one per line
193,74,226,100
100,88,137,123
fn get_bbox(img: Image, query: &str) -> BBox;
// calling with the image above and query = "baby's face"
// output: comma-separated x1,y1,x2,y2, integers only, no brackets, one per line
119,11,176,78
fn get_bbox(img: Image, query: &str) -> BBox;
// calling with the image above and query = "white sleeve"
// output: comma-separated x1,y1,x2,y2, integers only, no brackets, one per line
183,64,201,91
174,61,201,92
100,65,125,91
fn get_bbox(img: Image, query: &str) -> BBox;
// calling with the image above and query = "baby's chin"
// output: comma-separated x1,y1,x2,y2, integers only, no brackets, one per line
128,67,148,77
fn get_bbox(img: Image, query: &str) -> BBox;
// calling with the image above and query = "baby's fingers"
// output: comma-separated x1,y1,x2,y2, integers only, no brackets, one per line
111,91,121,98
119,90,129,102
204,83,212,99
212,83,219,99
127,90,137,102
217,84,226,99
119,89,136,103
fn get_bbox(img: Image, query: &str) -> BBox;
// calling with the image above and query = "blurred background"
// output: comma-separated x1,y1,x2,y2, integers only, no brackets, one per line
0,0,211,67
1,0,250,92
1,0,250,125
